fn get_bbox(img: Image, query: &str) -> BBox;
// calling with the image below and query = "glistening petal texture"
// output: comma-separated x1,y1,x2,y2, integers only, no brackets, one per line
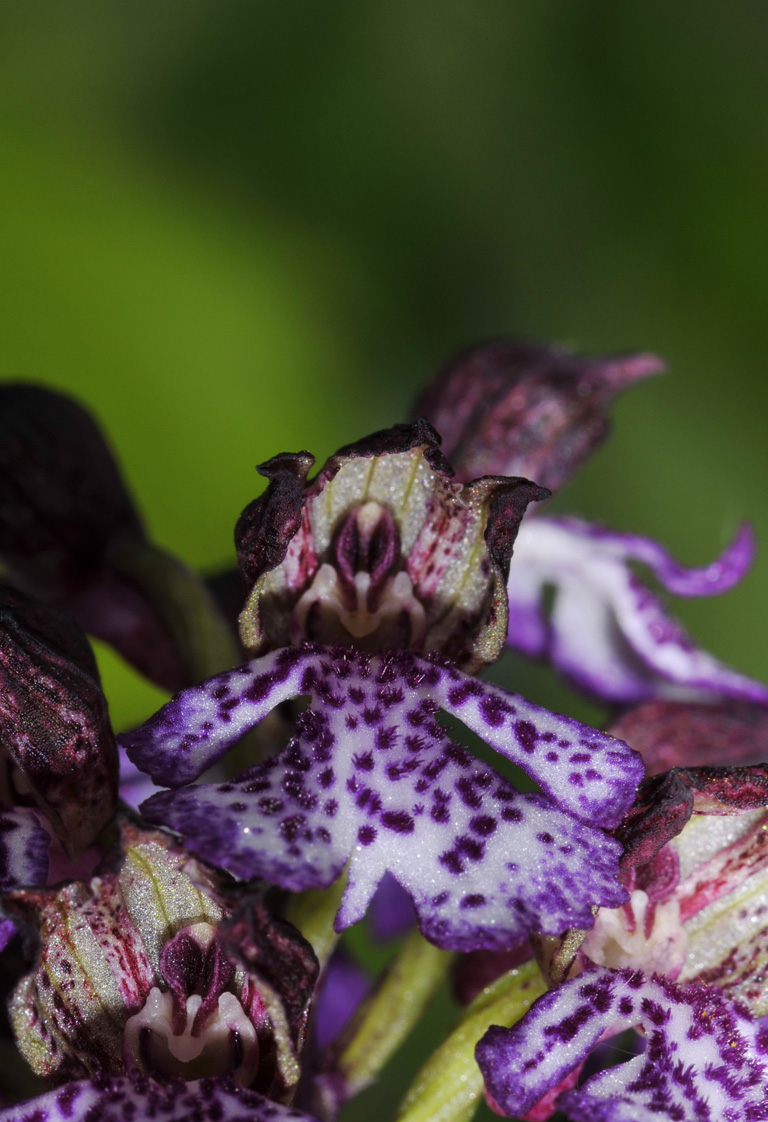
127,646,642,951
476,967,768,1122
0,1073,320,1122
0,804,50,950
506,517,768,705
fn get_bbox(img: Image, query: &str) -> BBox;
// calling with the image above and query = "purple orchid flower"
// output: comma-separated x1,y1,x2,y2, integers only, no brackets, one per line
505,516,767,706
416,340,767,707
3,822,319,1120
476,966,768,1121
579,761,768,1014
122,644,643,952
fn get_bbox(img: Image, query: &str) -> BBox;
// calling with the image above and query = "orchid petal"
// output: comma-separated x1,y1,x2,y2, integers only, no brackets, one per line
236,420,548,673
506,517,768,705
476,967,768,1121
124,646,642,951
0,586,118,856
0,1073,320,1122
414,340,664,491
0,803,50,950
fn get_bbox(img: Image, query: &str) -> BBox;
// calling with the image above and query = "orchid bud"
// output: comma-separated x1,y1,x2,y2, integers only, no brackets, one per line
236,419,548,672
0,584,117,857
7,824,318,1099
414,340,664,490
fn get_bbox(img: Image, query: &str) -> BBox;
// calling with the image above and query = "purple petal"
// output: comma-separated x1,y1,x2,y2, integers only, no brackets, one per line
127,646,642,951
0,804,50,950
0,1073,320,1122
368,871,416,941
476,967,768,1121
118,743,167,811
312,946,371,1052
414,340,664,491
507,517,768,705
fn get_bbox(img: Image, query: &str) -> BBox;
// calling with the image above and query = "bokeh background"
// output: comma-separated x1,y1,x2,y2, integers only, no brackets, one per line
1,3,767,1116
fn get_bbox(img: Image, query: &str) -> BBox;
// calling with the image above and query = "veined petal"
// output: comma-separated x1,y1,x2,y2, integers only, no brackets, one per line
125,646,643,951
506,517,768,705
476,967,768,1121
0,1073,320,1122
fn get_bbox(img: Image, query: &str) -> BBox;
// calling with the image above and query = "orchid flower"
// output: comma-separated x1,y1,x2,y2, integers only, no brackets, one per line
0,822,321,1122
121,418,643,952
417,340,768,706
1,342,766,1122
474,702,768,1122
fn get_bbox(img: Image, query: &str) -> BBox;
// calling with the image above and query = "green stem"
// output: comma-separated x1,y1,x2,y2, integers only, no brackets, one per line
319,929,454,1115
395,958,546,1122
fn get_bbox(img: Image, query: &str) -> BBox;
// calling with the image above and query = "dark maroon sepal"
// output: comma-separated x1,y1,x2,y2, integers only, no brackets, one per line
0,385,187,691
0,384,144,590
414,339,664,489
328,417,453,476
236,453,315,589
484,480,552,577
610,698,768,776
617,763,768,874
0,585,118,856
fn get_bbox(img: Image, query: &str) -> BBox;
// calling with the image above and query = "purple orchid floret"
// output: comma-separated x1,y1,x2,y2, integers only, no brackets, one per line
0,1072,320,1122
506,516,768,705
476,966,768,1122
122,644,643,952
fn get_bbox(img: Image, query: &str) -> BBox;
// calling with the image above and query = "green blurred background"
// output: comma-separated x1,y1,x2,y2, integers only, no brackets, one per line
2,3,767,1116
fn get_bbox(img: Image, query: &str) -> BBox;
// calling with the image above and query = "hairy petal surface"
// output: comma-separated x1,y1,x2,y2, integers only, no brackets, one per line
506,517,768,705
476,967,768,1121
0,1073,319,1122
125,646,642,951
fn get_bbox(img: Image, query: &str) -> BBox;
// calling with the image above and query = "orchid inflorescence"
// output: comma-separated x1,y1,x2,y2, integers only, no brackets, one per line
0,342,766,1122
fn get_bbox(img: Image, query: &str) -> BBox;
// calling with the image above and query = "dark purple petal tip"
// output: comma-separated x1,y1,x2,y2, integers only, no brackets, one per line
414,339,664,490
